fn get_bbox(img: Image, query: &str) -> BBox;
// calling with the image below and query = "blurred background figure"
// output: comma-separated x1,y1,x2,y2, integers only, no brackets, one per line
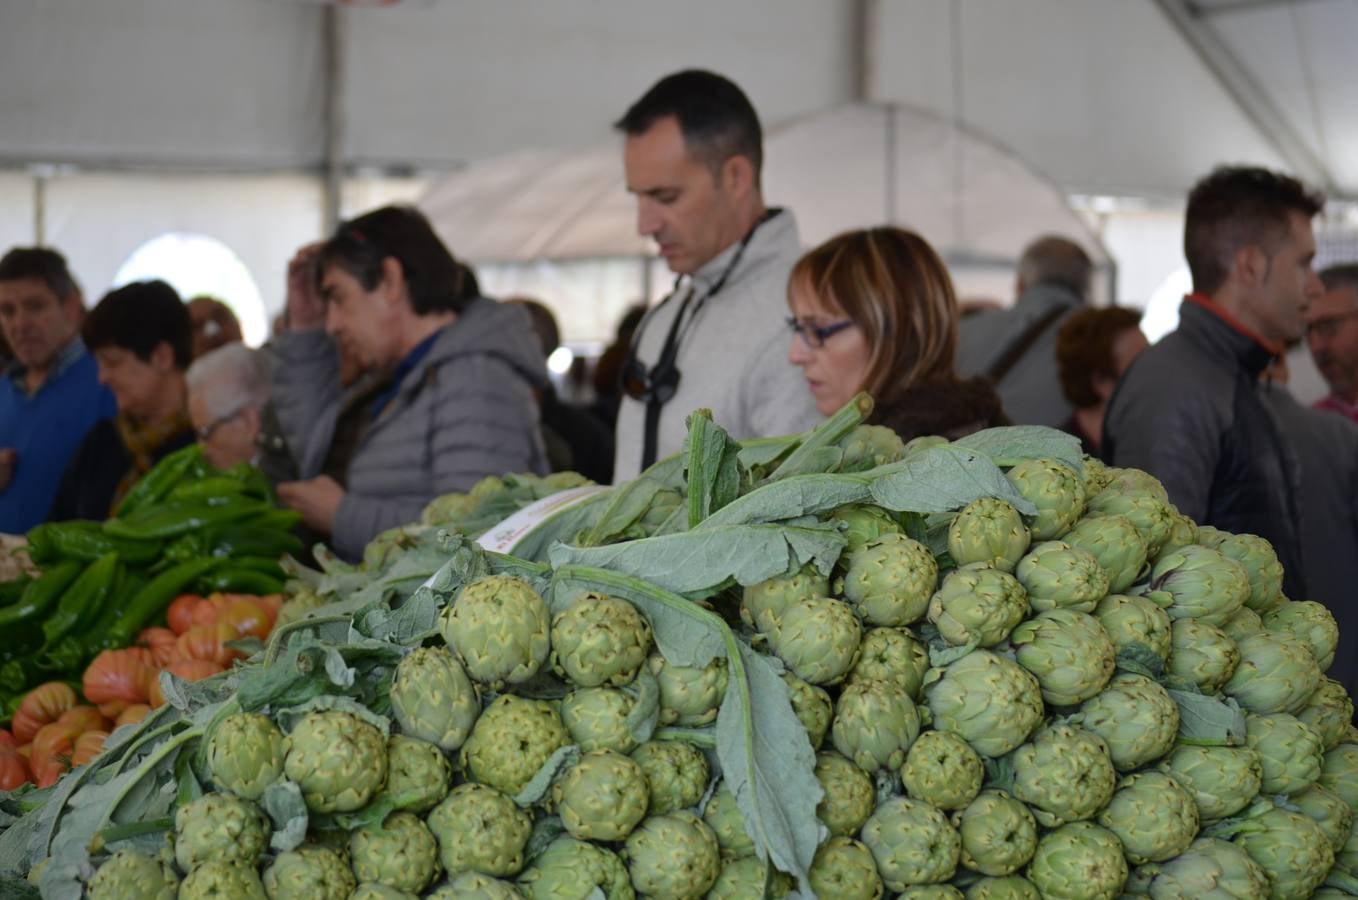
1307,264,1358,425
1054,306,1148,458
185,342,294,482
590,303,646,429
187,295,243,359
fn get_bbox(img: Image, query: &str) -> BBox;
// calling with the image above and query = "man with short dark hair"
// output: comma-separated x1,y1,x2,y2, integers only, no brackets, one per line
611,70,818,480
1307,264,1358,424
0,247,115,531
1105,166,1325,598
955,235,1095,427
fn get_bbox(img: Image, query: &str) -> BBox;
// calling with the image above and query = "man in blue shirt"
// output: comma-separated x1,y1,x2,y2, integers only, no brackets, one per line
0,247,116,532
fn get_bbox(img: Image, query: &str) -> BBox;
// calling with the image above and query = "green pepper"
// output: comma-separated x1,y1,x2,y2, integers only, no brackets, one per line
0,576,30,608
32,521,161,564
41,552,121,647
104,496,272,541
0,559,83,628
0,622,43,664
42,571,148,671
113,443,205,519
217,556,286,579
0,653,46,695
105,557,225,647
23,524,58,566
167,476,264,503
197,568,284,596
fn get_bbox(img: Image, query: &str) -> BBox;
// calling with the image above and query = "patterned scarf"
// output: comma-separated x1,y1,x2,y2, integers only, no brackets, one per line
111,410,194,513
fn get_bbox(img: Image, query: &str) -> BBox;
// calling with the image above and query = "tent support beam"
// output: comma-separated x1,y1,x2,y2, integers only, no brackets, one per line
322,4,345,234
851,0,877,102
1151,0,1335,192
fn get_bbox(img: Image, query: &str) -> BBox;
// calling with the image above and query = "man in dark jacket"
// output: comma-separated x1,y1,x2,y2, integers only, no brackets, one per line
1104,166,1324,599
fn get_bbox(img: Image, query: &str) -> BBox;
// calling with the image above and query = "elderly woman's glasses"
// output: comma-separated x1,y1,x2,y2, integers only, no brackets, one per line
196,407,246,442
786,317,854,349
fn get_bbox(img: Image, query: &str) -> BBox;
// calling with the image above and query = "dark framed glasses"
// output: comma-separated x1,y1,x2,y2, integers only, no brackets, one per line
196,407,246,442
787,316,854,348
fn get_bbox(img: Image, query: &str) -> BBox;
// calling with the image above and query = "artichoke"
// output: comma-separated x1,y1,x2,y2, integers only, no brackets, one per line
1073,673,1179,771
1157,506,1200,559
923,649,1044,757
706,856,793,900
205,712,284,801
1288,783,1354,853
623,811,721,900
550,592,652,687
947,498,1031,572
900,729,983,811
426,783,532,878
650,652,727,726
1199,529,1285,613
1246,711,1324,796
1148,545,1250,626
1014,541,1108,613
174,791,270,871
830,503,904,556
1135,836,1270,900
461,695,569,797
809,836,885,900
353,885,418,900
561,686,639,755
1320,743,1358,811
515,836,632,900
898,887,964,899
1222,631,1322,715
1004,458,1086,540
841,532,939,626
1100,466,1171,500
429,873,525,899
283,709,388,813
1082,457,1115,494
178,862,266,900
1062,513,1148,593
845,626,931,699
1299,679,1357,752
1263,600,1339,671
86,850,178,900
927,563,1030,648
814,751,877,838
631,740,709,815
389,646,480,753
1093,593,1173,664
1010,723,1117,827
1221,606,1265,642
1158,744,1264,822
766,595,862,685
1085,490,1175,557
1025,822,1128,900
1009,609,1115,706
703,782,754,858
1097,771,1199,864
263,846,357,900
781,671,833,749
1228,806,1335,899
955,789,1038,877
838,423,907,471
350,813,440,894
740,565,829,635
964,876,1040,900
860,796,961,890
441,574,551,687
382,734,452,814
552,749,649,841
1167,618,1240,693
831,679,921,773
1337,821,1358,876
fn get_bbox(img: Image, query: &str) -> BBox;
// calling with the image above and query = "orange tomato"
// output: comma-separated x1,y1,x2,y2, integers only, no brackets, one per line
165,659,224,682
115,704,152,728
167,593,206,636
71,731,108,767
188,600,219,629
14,682,78,743
175,623,242,667
218,599,270,641
0,729,15,750
82,649,154,707
0,750,30,790
56,706,111,735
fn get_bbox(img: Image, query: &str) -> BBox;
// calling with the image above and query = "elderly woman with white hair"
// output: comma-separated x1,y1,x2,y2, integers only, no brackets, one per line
185,343,291,478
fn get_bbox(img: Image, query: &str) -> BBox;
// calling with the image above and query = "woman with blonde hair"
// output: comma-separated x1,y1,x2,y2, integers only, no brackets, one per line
786,226,1006,440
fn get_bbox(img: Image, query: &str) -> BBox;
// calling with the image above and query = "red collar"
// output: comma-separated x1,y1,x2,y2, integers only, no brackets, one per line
1184,293,1284,357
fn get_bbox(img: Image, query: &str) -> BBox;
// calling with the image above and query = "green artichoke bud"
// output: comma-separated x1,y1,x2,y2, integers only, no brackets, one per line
352,885,417,900
441,575,550,687
841,533,939,627
1263,600,1339,671
900,729,983,811
923,649,1043,757
1199,529,1285,613
87,850,178,900
283,709,388,813
831,679,922,773
1010,609,1116,706
964,876,1041,900
838,423,907,471
955,789,1038,877
814,751,877,838
381,734,452,814
1220,605,1265,642
552,749,649,841
1093,593,1173,664
1149,545,1250,626
1085,490,1175,557
650,652,727,726
740,564,829,635
1097,771,1199,864
846,626,931,699
861,796,960,891
1014,541,1108,613
703,782,754,858
174,791,269,871
1337,818,1358,875
1156,506,1200,560
927,564,1030,648
350,813,439,894
515,836,632,900
1010,723,1117,827
427,783,532,878
623,811,721,900
830,503,904,557
947,498,1031,573
550,592,652,688
263,846,357,900
178,862,266,900
808,835,885,900
421,490,477,527
1320,743,1358,812
205,712,284,801
1134,836,1269,900
1004,458,1086,541
561,686,638,754
430,872,525,899
1074,673,1179,771
1287,783,1353,853
706,856,792,900
898,887,964,899
1158,744,1263,822
1082,457,1115,494
1101,466,1171,500
1298,679,1357,752
766,596,862,685
461,694,569,797
390,646,480,752
1222,631,1322,715
781,671,833,749
1025,822,1128,900
1228,806,1335,899
906,435,951,452
1245,711,1324,795
631,740,709,815
1062,513,1148,593
1167,618,1240,693
276,585,327,627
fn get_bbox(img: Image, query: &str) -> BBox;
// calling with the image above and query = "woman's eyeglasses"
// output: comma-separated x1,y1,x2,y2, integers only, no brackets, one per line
196,407,247,442
786,317,854,348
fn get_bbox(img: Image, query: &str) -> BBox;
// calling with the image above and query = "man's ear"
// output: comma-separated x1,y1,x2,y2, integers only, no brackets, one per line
1234,243,1271,288
379,257,407,308
149,340,176,373
721,154,757,200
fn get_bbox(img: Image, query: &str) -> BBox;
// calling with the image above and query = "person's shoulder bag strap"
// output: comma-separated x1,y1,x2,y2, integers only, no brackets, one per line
986,305,1069,384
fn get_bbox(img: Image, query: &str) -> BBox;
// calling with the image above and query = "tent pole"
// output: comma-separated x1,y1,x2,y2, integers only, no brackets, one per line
322,4,345,234
32,172,46,246
851,0,877,102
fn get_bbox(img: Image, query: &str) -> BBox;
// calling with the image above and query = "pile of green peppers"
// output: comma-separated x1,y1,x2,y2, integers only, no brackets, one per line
0,444,302,706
